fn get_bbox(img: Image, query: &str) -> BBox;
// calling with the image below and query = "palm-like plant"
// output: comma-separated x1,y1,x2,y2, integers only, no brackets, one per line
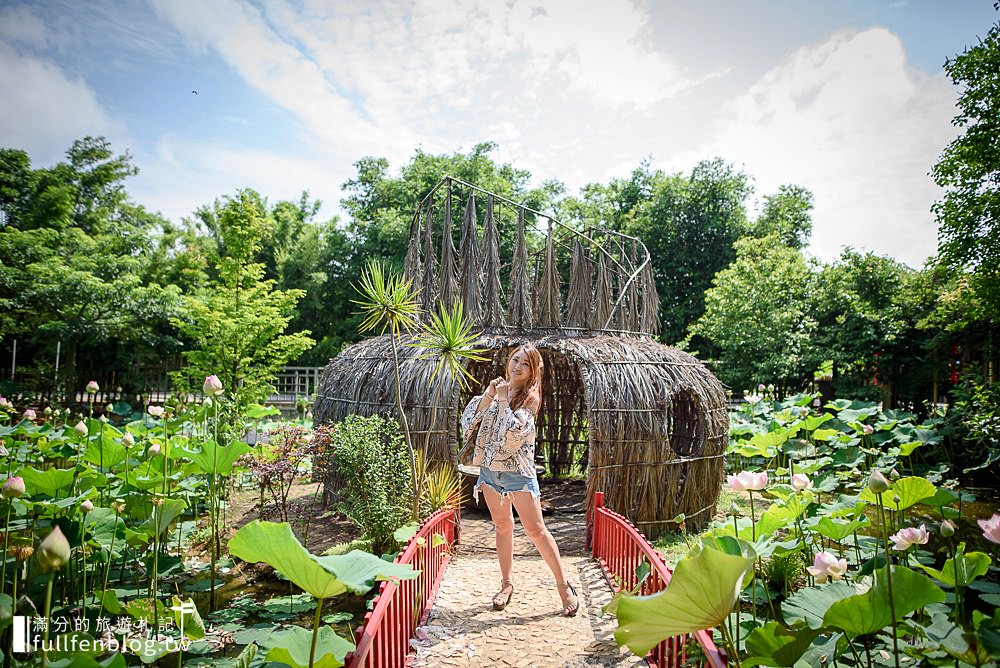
352,261,422,515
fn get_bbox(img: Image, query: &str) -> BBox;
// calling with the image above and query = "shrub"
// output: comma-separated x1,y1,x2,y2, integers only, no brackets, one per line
327,414,413,553
240,423,314,521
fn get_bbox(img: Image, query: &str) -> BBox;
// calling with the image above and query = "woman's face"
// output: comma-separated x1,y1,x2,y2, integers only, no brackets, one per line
506,348,532,386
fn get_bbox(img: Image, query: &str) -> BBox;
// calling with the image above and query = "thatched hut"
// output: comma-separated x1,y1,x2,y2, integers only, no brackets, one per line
313,177,728,533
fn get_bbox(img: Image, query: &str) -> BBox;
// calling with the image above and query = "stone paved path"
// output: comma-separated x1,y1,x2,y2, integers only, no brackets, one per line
410,509,646,668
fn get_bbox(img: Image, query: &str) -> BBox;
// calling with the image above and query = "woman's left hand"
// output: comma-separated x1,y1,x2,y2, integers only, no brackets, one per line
495,379,509,402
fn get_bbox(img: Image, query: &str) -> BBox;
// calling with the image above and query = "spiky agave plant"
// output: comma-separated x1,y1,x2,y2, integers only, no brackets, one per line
352,261,422,517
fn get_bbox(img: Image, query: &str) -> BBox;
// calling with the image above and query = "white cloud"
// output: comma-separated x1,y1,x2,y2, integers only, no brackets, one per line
132,137,350,222
149,0,702,173
0,40,126,164
693,28,956,267
0,4,49,48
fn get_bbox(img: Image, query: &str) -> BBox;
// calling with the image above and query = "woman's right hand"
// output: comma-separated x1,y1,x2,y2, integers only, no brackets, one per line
486,377,501,398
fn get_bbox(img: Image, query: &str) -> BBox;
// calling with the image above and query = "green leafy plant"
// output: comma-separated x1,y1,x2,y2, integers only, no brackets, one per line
327,414,413,553
229,520,418,668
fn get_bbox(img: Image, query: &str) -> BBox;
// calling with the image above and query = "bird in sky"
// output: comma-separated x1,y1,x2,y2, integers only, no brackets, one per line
191,90,198,94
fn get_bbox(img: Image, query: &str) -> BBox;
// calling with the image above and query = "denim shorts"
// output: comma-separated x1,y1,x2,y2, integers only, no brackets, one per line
474,466,540,503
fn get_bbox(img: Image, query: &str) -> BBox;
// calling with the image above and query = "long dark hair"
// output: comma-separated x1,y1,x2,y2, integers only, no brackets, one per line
508,345,543,414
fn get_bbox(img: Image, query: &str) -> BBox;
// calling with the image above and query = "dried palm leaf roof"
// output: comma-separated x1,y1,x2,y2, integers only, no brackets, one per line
314,333,727,533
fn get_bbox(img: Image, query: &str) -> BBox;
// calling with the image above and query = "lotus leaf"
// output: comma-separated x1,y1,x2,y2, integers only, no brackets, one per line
823,566,944,637
264,626,354,668
614,542,755,656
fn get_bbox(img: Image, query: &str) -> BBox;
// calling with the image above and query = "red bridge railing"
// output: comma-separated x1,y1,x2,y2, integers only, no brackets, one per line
346,507,459,668
590,492,727,668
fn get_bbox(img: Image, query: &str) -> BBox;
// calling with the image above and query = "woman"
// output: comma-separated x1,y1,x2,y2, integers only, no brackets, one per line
459,344,579,616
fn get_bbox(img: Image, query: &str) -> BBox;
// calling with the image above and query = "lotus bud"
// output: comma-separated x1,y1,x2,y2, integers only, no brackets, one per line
122,432,135,448
2,476,26,499
862,424,874,435
0,445,8,457
147,443,161,457
106,404,114,414
202,397,213,408
37,526,71,571
791,473,813,491
892,493,901,506
203,374,224,397
867,469,889,494
940,519,956,538
757,383,766,391
80,500,94,513
99,415,108,424
86,380,99,394
74,421,88,436
728,501,741,516
23,408,36,420
44,406,52,416
889,468,900,481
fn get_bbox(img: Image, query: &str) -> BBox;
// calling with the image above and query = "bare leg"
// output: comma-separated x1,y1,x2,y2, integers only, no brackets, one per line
481,486,515,606
509,491,578,615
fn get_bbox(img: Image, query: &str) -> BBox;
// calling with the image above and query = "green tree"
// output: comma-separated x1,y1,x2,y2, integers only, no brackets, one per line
172,190,314,418
931,7,1000,380
689,234,816,394
628,159,753,345
0,137,179,397
753,184,814,250
812,250,930,404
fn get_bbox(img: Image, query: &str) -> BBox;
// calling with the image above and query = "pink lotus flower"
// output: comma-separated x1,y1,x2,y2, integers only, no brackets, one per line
147,406,164,418
791,473,813,491
728,471,768,492
23,408,36,420
203,374,224,397
807,551,848,583
979,514,1000,544
85,380,99,394
890,524,929,550
862,424,874,435
2,476,25,499
745,393,763,404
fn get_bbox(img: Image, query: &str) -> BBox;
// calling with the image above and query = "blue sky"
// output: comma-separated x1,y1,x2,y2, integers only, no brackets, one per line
1,0,996,268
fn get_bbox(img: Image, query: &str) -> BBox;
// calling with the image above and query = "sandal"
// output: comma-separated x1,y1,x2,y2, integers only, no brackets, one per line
492,578,514,611
557,581,579,617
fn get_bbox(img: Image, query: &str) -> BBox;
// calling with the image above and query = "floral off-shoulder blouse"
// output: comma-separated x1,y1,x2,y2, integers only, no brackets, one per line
459,395,537,478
